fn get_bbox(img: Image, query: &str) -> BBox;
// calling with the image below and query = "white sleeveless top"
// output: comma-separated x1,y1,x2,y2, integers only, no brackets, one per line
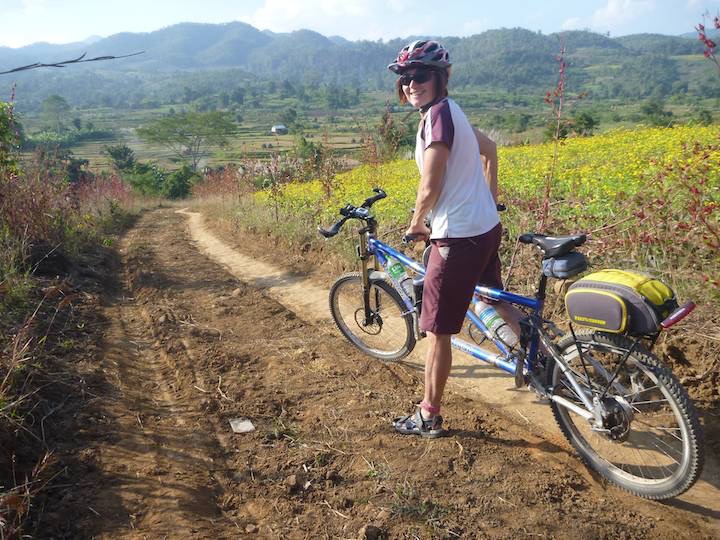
415,97,499,239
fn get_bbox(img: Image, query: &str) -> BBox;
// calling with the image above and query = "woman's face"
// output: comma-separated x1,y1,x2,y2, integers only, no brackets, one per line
400,69,436,109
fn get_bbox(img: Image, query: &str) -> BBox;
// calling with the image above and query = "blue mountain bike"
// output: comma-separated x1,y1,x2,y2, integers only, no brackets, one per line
319,188,703,500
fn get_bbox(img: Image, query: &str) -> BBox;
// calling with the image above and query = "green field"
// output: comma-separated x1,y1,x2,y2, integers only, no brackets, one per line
17,83,718,173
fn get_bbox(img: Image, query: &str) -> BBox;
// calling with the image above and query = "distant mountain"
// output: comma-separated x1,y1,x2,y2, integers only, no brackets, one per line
0,21,716,111
0,21,709,75
616,33,698,55
81,35,104,45
679,28,720,40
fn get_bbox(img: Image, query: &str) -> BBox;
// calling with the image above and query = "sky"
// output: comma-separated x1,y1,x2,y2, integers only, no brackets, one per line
1,0,719,49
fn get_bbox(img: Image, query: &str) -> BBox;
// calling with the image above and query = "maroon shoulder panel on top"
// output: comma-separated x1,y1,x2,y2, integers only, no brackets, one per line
423,98,454,150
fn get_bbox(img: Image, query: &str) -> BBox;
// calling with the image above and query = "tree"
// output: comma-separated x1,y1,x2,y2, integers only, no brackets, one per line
163,164,200,199
279,107,298,128
375,109,410,161
571,111,599,136
104,144,137,171
136,111,236,171
231,87,245,105
696,109,713,126
41,95,70,134
640,98,673,127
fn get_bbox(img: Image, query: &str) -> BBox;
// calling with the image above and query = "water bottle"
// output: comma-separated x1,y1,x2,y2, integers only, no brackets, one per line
474,299,518,348
388,257,414,300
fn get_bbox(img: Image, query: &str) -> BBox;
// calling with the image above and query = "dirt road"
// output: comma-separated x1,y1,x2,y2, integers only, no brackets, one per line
40,208,719,539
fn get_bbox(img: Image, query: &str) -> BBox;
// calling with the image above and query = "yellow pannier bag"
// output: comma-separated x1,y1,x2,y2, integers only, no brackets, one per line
565,269,678,335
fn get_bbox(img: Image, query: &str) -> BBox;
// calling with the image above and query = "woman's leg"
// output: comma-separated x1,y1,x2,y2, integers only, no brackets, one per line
422,331,452,415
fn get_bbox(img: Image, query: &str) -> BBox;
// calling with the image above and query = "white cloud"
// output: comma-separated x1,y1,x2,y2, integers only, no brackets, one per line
591,0,656,30
21,0,47,16
561,17,583,30
462,17,491,36
242,0,429,40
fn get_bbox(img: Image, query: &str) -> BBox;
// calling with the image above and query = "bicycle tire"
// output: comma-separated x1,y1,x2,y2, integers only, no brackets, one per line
547,330,704,500
329,272,415,361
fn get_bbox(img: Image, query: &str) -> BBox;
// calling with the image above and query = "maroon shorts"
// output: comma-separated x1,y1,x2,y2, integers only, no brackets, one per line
419,223,502,335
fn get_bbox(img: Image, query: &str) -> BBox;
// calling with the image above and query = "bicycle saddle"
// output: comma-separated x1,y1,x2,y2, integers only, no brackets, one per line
519,233,587,258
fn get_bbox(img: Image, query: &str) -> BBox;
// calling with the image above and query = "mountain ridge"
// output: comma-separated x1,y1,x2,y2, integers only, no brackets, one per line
1,21,717,112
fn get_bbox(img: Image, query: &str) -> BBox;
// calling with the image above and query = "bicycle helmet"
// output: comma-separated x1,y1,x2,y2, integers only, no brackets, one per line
387,40,451,73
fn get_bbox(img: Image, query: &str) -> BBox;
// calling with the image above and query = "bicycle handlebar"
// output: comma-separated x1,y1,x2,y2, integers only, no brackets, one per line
361,187,386,208
318,188,386,238
318,216,350,238
319,189,504,242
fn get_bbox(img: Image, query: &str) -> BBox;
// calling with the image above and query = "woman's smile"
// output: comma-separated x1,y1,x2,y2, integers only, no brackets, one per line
402,73,435,108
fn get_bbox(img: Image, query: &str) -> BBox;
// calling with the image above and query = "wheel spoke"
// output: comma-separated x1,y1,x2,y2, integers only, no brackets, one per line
634,420,683,442
632,447,650,479
650,441,681,466
623,385,660,398
629,398,669,406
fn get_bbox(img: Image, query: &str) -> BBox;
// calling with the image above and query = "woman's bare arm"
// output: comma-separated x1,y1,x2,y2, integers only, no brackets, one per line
474,128,498,203
407,141,450,239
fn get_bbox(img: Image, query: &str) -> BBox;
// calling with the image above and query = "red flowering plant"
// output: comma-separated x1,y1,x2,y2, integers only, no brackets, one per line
696,12,720,72
538,39,585,230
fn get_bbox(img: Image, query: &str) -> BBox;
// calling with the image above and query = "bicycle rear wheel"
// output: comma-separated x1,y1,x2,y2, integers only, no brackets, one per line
547,330,704,500
329,272,415,361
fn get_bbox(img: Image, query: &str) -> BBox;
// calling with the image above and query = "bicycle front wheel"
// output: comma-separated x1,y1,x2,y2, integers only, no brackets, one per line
329,272,415,361
548,330,704,500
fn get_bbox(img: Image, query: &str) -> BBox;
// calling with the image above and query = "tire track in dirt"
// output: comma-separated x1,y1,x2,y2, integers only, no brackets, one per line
80,224,233,538
177,207,720,532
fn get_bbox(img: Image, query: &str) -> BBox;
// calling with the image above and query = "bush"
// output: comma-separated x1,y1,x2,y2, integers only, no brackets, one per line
104,144,137,171
163,164,200,199
124,163,167,196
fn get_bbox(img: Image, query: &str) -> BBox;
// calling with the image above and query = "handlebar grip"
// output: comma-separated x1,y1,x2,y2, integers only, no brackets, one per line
318,217,347,238
402,233,421,245
497,203,506,212
361,188,387,208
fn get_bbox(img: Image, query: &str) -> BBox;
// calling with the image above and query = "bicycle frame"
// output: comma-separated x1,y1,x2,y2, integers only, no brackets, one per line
364,233,599,419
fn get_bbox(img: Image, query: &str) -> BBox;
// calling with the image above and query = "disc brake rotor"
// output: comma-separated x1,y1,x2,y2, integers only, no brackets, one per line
354,308,382,335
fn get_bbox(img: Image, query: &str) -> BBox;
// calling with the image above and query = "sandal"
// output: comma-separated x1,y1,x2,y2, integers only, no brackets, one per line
393,409,445,438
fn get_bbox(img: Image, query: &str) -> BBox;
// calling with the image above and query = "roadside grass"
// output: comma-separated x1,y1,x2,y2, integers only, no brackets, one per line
0,156,156,534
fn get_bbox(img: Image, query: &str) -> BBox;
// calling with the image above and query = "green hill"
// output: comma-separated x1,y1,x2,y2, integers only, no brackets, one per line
1,22,717,112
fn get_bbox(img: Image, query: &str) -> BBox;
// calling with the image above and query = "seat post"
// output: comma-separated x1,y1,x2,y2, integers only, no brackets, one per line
536,274,549,305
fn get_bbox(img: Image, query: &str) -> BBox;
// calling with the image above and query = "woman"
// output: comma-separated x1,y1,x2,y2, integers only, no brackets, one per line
388,40,505,438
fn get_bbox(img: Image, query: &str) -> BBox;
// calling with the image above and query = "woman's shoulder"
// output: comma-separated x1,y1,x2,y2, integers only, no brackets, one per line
426,98,453,123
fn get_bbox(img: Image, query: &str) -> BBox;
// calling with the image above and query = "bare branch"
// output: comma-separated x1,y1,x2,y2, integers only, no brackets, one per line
0,51,145,75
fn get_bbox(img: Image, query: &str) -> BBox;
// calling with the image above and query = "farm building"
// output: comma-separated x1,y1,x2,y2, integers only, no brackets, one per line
270,124,288,135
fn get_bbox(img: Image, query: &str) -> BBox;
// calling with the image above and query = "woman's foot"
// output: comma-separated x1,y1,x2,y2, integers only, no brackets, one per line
393,409,445,438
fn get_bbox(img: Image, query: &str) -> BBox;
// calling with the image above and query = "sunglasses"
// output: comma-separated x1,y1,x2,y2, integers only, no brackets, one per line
398,71,434,86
